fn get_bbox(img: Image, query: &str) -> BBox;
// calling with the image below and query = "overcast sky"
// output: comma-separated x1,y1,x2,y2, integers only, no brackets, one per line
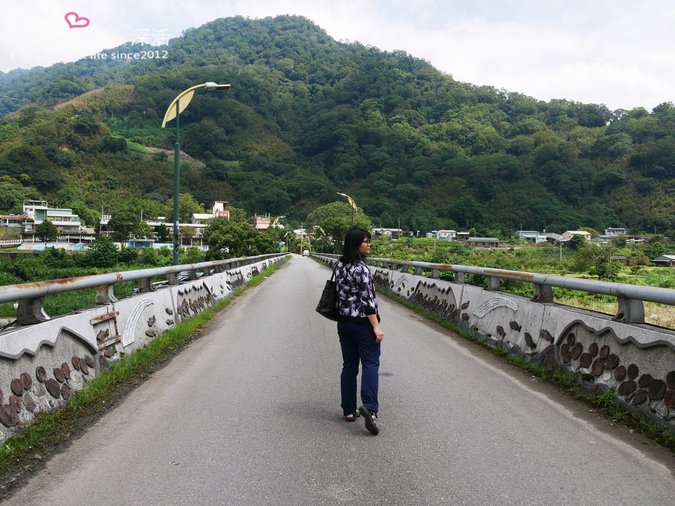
1,0,673,111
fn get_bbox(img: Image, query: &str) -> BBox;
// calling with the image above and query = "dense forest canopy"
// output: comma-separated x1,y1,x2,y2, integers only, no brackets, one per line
0,15,673,237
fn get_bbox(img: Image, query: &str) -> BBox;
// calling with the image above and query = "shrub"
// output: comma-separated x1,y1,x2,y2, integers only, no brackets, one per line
85,236,119,268
43,247,75,268
9,256,50,281
138,248,170,267
183,247,205,264
118,247,138,264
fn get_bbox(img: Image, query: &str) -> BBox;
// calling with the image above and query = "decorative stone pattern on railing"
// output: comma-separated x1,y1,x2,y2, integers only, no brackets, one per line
315,254,675,428
0,256,285,443
555,321,674,421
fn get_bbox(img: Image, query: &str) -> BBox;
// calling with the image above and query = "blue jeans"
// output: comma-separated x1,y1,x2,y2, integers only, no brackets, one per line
337,320,381,416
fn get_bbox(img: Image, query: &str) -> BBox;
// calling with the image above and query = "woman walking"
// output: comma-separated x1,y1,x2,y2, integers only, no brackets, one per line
335,227,384,435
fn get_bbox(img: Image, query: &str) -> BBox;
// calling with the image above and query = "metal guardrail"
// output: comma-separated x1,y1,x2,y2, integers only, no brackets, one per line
313,254,675,324
0,254,287,325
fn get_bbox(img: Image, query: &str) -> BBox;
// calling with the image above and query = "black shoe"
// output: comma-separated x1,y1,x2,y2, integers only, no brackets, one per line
358,405,379,435
344,411,361,422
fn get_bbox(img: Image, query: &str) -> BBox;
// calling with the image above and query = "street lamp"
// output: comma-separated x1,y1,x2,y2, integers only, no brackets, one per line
337,192,357,226
161,81,231,264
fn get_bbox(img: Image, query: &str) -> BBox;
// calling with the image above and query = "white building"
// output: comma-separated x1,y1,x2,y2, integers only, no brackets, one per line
604,227,627,236
515,230,539,240
191,201,230,226
515,230,548,243
435,230,457,241
373,228,402,239
23,200,84,234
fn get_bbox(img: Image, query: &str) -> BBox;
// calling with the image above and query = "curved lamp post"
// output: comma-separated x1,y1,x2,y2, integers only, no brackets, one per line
161,82,231,264
337,192,357,226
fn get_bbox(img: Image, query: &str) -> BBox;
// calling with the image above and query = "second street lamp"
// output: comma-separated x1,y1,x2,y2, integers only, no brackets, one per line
337,192,357,226
161,82,231,265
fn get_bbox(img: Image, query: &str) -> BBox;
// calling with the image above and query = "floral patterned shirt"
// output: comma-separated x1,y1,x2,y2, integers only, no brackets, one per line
335,259,379,320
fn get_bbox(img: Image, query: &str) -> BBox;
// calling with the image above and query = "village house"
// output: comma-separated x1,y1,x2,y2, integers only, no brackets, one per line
435,230,457,241
652,255,675,267
561,230,592,242
467,237,501,248
372,228,403,240
0,214,30,231
515,230,548,243
604,227,628,236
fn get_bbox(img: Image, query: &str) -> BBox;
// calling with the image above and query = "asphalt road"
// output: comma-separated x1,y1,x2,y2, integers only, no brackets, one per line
6,256,674,505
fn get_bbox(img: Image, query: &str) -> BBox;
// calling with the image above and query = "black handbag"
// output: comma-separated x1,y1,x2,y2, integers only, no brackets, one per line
316,269,339,321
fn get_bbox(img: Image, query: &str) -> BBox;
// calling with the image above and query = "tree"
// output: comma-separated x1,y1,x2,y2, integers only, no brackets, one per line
578,227,599,238
305,201,372,247
572,244,621,280
107,207,139,242
156,223,171,242
134,221,154,239
203,217,273,259
0,176,29,213
36,220,58,245
570,235,586,251
229,206,248,223
86,235,119,268
182,226,197,245
165,193,206,223
644,242,666,259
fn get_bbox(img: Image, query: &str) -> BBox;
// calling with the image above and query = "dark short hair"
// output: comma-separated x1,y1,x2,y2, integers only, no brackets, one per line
340,227,371,264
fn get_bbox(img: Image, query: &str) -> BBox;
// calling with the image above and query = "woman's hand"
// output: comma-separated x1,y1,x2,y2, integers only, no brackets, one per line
373,324,384,343
367,314,384,343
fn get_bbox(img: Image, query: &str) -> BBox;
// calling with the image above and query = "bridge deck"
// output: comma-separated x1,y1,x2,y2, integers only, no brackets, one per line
6,256,674,505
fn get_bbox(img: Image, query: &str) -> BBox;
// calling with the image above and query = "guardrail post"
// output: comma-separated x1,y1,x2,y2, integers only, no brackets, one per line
16,297,49,324
168,273,179,285
139,278,155,293
615,297,645,324
454,272,465,284
486,276,500,290
188,269,198,280
431,268,440,279
415,266,423,276
95,284,117,304
533,284,553,303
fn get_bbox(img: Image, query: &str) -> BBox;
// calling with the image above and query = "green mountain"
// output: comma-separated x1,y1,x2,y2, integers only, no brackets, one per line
0,15,673,236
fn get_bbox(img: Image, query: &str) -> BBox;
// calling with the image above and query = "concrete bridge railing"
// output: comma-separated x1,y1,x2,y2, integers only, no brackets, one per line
314,254,675,428
0,254,288,441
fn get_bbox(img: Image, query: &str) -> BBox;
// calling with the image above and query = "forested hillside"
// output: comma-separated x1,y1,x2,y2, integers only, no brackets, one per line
0,15,673,236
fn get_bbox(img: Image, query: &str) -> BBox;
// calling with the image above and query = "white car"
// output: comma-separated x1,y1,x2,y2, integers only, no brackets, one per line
302,249,309,256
